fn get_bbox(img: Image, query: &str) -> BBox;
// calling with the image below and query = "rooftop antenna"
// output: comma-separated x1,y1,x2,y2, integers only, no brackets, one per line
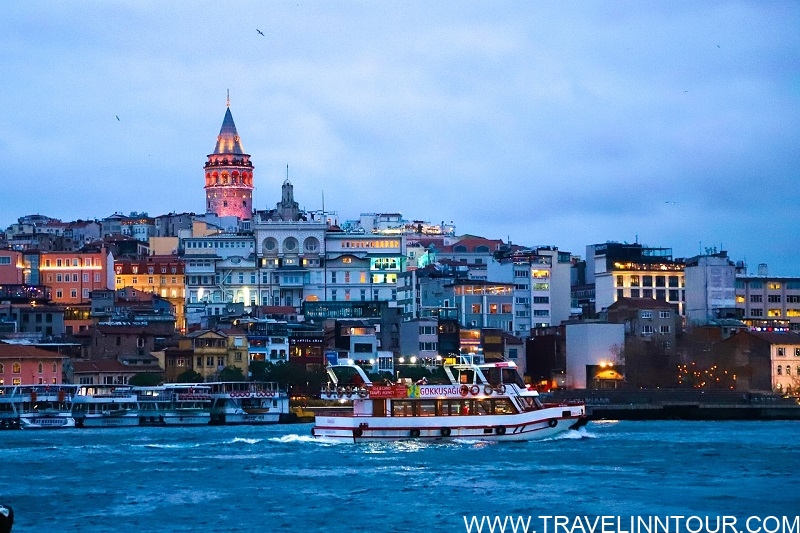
227,89,230,107
322,190,325,213
286,164,289,181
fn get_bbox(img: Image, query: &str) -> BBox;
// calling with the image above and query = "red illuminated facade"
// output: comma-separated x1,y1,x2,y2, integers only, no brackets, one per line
204,101,254,220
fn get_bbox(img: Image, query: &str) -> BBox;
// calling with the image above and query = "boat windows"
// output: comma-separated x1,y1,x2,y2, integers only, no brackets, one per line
392,400,414,417
517,396,543,411
418,400,436,417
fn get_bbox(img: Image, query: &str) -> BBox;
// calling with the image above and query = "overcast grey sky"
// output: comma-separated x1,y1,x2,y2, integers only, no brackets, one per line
2,2,798,274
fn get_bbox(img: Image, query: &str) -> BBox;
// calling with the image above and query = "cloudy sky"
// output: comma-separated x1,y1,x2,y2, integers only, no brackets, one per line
2,2,798,273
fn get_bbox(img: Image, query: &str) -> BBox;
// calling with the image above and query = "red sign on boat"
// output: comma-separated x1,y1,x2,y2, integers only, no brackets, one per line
368,385,408,399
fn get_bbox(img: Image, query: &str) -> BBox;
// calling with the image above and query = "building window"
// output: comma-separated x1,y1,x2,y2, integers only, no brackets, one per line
12,363,21,374
642,325,654,335
768,295,782,303
751,309,763,317
777,347,786,357
655,276,666,287
471,304,481,313
659,311,670,319
38,362,43,374
617,289,624,299
777,365,782,375
641,311,653,319
52,362,57,373
750,295,762,303
643,276,653,287
660,326,671,334
630,275,640,287
616,275,624,287
630,289,640,298
643,289,653,298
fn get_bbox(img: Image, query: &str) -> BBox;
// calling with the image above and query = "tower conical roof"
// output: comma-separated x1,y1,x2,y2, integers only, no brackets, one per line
212,107,246,155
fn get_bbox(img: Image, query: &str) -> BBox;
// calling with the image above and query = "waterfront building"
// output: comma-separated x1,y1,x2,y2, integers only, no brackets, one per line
183,233,257,322
187,329,230,380
114,257,186,331
204,102,254,220
121,216,156,242
735,265,800,333
37,248,114,305
0,304,64,340
715,330,794,392
220,327,249,378
564,321,626,389
71,358,162,385
684,251,739,326
0,343,65,386
590,242,685,316
494,246,574,335
0,250,24,284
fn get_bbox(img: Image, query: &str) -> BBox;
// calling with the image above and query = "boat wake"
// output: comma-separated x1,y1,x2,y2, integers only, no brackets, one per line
227,437,262,445
552,427,599,440
268,434,343,445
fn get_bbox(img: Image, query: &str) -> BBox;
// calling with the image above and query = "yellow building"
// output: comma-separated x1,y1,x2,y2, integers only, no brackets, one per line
221,327,249,378
187,330,229,381
114,256,186,332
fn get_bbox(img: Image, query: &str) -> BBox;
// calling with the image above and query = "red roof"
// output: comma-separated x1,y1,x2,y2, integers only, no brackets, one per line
0,343,66,359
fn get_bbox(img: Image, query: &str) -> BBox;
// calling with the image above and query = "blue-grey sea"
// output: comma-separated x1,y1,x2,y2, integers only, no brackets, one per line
1,420,798,533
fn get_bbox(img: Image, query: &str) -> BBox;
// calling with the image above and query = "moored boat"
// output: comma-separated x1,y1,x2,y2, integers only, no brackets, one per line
134,384,212,426
16,385,77,429
71,385,140,428
312,358,587,442
207,381,288,425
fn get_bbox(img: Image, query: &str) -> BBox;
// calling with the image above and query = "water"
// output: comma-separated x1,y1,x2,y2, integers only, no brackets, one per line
1,421,798,533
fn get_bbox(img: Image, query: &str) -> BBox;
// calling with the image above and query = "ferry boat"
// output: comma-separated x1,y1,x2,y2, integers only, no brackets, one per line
311,359,587,442
2,385,78,429
71,385,140,428
207,381,288,425
134,384,212,426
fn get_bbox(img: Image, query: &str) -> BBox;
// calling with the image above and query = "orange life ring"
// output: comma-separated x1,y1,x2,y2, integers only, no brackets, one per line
469,385,480,396
459,385,469,397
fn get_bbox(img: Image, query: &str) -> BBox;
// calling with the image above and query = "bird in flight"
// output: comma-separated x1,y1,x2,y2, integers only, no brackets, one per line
256,29,264,36
115,115,120,121
665,201,676,205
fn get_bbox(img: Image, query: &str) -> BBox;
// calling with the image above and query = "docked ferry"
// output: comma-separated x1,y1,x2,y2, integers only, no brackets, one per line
207,381,288,425
311,359,587,442
72,385,139,428
0,385,78,429
134,384,212,426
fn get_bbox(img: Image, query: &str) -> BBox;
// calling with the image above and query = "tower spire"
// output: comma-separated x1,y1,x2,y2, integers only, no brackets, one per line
227,89,230,108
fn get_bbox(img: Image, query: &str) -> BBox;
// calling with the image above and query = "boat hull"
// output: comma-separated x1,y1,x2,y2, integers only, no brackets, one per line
312,406,586,442
19,415,76,430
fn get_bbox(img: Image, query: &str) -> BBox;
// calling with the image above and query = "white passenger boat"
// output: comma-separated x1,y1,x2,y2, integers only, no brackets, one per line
13,385,77,429
312,359,587,442
71,385,140,428
134,384,212,426
207,381,289,425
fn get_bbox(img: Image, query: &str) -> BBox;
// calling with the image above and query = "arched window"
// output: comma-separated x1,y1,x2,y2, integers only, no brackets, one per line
12,363,21,374
52,362,58,373
777,365,782,375
0,363,4,373
38,362,43,374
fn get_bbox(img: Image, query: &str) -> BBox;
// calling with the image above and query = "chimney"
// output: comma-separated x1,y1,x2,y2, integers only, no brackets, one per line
757,263,768,276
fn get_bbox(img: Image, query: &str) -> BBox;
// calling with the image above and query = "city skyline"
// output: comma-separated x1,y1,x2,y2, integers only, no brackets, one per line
2,2,799,274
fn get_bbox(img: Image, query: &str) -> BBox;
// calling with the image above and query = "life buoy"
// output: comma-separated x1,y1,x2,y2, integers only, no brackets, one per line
495,384,507,395
357,389,368,398
440,427,451,437
336,386,346,397
345,386,353,398
409,428,421,438
548,419,558,428
495,426,506,436
469,385,480,396
483,385,494,396
459,385,469,397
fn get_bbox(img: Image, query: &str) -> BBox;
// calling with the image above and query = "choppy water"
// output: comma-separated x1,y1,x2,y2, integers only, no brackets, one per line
1,421,798,533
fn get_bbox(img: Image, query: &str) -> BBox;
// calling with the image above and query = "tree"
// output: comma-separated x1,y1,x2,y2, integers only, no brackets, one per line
128,373,162,387
176,369,203,383
218,366,245,382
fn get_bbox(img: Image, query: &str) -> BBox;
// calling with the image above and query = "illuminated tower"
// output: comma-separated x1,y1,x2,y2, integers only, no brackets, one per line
204,98,254,220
